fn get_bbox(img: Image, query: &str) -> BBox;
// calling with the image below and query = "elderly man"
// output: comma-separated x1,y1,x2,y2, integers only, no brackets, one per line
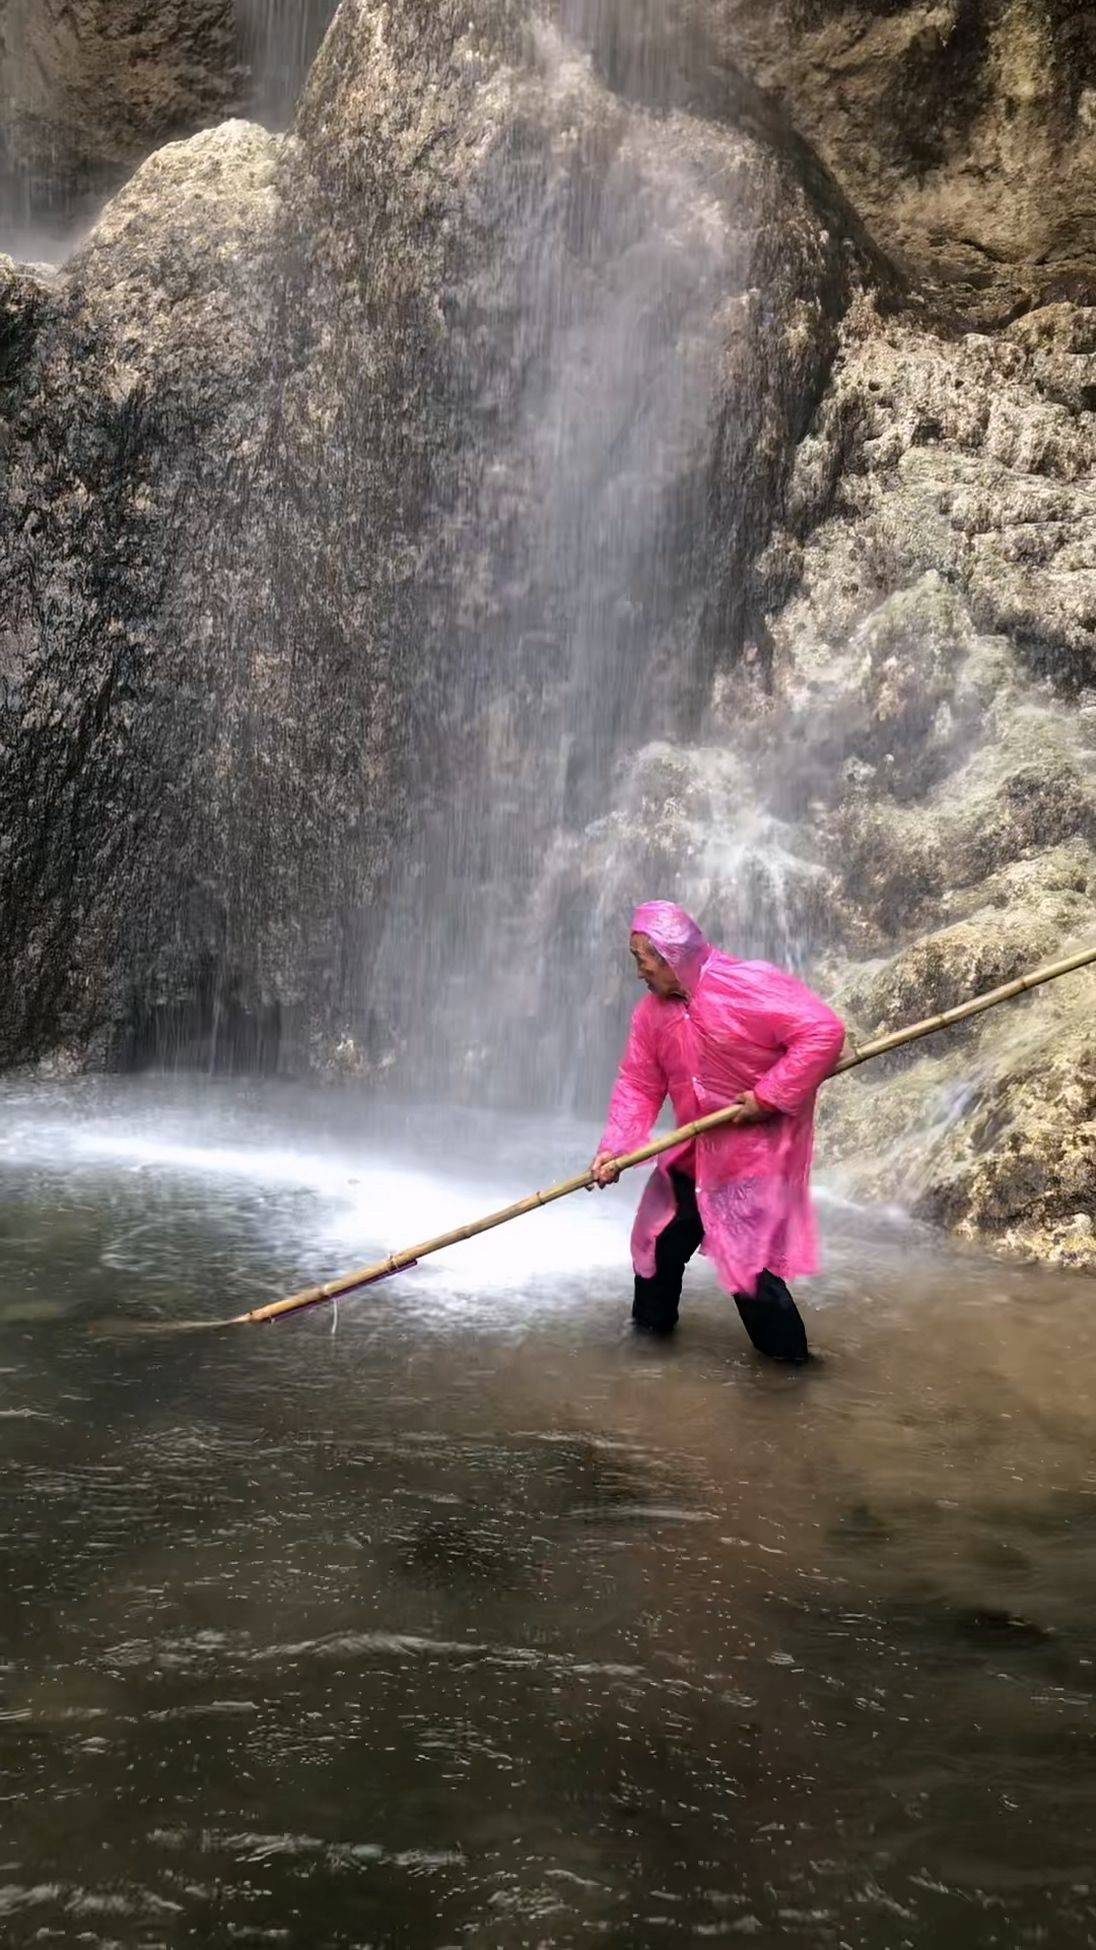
591,900,846,1362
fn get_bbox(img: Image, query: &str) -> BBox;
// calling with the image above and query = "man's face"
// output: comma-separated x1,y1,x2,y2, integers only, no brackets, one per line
630,931,685,1000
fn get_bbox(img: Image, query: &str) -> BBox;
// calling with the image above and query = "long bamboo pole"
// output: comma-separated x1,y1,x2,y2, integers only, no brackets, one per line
233,941,1096,1327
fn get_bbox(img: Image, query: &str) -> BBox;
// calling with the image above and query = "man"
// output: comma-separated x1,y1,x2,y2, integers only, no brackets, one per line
591,900,846,1362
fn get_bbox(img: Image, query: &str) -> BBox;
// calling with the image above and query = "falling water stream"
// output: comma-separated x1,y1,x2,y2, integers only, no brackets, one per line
368,2,826,1110
234,0,338,128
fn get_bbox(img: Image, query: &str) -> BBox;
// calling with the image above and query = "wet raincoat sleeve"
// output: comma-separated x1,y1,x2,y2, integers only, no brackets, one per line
743,971,846,1115
599,1005,668,1158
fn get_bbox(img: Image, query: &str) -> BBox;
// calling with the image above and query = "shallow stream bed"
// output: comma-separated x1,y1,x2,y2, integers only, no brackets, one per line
2,1078,1096,1947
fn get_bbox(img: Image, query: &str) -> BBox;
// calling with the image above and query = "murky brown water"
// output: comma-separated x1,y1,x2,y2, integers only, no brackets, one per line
2,1079,1096,1947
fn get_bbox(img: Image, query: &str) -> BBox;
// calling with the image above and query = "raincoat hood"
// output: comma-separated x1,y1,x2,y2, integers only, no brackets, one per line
630,900,711,997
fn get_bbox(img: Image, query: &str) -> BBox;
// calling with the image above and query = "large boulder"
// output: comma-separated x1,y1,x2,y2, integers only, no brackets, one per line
0,2,868,1079
0,118,407,1070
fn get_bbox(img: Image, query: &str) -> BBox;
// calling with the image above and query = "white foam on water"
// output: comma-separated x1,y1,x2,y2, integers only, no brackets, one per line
59,1123,633,1297
69,1128,369,1194
0,1085,907,1324
329,1160,632,1296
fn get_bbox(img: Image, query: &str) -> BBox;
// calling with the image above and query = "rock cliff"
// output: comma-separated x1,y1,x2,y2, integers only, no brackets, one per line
0,115,404,1070
763,298,1096,1267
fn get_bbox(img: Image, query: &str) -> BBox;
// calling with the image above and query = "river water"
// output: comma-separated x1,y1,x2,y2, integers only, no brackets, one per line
3,1077,1096,1946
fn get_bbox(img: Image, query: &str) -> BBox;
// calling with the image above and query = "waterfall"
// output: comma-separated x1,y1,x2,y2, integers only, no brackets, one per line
0,0,88,263
234,0,338,129
366,2,832,1111
0,0,846,1094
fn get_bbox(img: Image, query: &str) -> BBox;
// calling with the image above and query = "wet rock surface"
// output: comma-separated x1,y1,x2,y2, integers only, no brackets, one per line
756,297,1096,1265
0,116,404,1072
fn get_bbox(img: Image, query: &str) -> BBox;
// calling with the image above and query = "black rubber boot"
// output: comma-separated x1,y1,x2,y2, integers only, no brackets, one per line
733,1269,810,1364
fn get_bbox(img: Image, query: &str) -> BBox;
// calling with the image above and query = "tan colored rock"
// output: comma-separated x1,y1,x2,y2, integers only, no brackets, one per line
690,0,1096,318
821,953,1096,1271
0,0,240,224
71,120,282,373
750,285,1096,1260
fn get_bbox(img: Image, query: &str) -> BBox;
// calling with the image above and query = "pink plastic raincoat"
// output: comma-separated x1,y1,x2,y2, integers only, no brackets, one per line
599,901,846,1298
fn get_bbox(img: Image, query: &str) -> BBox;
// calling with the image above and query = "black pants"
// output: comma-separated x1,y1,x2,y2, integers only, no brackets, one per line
632,1170,809,1363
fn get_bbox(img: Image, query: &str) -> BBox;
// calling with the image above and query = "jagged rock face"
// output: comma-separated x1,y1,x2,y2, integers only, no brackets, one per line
0,118,408,1070
551,279,1096,1264
0,3,864,1078
542,0,1096,316
750,296,1096,1265
693,0,1096,319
